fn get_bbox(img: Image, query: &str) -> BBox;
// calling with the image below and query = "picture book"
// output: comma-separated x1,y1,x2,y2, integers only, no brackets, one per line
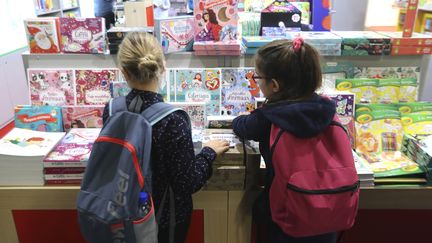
154,16,195,53
169,102,206,129
0,128,65,157
43,128,101,163
59,17,106,53
175,68,222,115
24,18,60,54
14,105,63,132
326,92,355,117
61,106,104,132
110,81,131,98
193,0,239,43
75,69,119,105
28,69,74,106
221,68,259,116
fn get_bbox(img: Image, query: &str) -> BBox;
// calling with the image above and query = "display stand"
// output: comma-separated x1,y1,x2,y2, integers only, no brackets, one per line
2,51,430,243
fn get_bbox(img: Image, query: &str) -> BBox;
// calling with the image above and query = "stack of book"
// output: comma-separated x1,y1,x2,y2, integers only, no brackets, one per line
333,31,391,56
43,128,101,185
242,36,282,55
401,134,432,182
378,31,432,56
0,128,65,185
352,151,374,187
287,31,342,56
106,27,154,54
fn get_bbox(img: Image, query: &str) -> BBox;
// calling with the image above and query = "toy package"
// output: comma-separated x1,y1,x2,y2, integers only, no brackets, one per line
356,103,398,113
287,31,342,56
400,78,419,102
154,16,194,53
401,113,432,135
28,69,74,106
221,68,259,116
15,105,63,132
320,62,354,92
59,18,106,53
377,79,400,104
336,79,378,103
353,66,420,80
61,106,104,132
174,68,222,115
260,0,302,34
24,18,60,54
397,102,432,114
334,31,391,56
355,110,403,154
75,69,119,105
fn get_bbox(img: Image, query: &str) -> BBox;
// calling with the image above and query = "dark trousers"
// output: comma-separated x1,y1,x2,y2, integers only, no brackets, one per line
158,215,192,243
96,11,115,29
253,191,337,243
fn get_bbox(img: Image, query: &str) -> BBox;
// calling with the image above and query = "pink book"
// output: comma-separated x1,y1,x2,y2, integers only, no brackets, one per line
193,0,239,44
60,17,106,53
28,69,74,106
75,69,119,105
61,106,104,132
43,128,101,164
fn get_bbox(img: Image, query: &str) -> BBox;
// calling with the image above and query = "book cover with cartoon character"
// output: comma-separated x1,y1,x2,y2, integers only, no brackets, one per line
28,69,74,106
0,128,65,157
75,69,118,105
43,128,101,162
194,0,239,45
24,18,60,54
175,68,221,115
155,16,195,53
61,106,104,132
221,68,260,116
169,102,206,129
59,17,106,53
15,105,63,132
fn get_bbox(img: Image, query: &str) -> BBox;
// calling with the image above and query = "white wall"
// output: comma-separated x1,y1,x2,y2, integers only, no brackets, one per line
364,0,399,27
79,0,95,17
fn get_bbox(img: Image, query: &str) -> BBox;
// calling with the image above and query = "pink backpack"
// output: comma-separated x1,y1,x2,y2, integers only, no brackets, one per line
269,119,359,237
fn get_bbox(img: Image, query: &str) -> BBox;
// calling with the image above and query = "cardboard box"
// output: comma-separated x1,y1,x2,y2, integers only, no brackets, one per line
260,0,302,33
124,1,154,27
391,45,432,55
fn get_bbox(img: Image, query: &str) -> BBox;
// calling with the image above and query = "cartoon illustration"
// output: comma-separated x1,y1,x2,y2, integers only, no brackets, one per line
25,20,60,54
196,8,222,41
193,73,203,88
28,69,74,106
336,99,347,115
245,70,261,97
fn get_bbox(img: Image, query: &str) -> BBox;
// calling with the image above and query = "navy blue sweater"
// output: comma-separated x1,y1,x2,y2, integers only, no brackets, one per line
232,94,336,188
103,89,216,229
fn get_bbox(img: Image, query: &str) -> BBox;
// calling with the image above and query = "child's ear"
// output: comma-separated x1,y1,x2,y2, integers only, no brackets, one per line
271,79,280,92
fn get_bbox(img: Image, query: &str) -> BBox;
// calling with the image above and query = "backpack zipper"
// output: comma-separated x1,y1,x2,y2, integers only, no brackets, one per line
286,181,360,195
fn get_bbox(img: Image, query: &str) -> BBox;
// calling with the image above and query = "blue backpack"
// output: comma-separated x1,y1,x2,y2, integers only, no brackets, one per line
77,96,182,243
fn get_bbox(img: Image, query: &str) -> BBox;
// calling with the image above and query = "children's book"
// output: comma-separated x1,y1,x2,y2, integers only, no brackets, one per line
43,128,101,163
24,18,60,54
110,81,131,98
75,69,119,105
193,0,239,47
168,102,206,130
15,105,63,132
154,16,195,53
221,68,259,115
174,68,222,115
0,128,65,157
28,69,74,106
61,106,104,132
59,17,106,53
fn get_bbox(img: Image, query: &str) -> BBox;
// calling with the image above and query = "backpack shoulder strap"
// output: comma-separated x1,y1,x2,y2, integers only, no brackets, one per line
330,120,348,135
141,102,182,126
108,97,127,116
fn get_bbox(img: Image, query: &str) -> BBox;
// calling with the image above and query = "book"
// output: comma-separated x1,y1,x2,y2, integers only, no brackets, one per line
24,18,60,54
377,31,432,46
15,105,63,132
61,106,104,132
168,102,206,130
0,128,65,185
174,68,222,115
28,69,75,106
43,128,101,164
154,16,194,53
221,68,259,115
59,17,106,53
110,81,131,98
193,0,239,50
75,69,119,105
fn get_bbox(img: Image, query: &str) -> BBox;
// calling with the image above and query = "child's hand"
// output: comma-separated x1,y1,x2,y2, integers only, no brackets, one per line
204,139,230,156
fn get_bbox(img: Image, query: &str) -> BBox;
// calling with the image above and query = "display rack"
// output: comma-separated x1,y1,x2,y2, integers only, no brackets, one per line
33,0,81,17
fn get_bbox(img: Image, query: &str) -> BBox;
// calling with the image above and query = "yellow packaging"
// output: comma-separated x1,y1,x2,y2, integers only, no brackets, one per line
336,79,378,104
377,79,400,104
355,110,403,154
401,113,432,135
399,78,418,102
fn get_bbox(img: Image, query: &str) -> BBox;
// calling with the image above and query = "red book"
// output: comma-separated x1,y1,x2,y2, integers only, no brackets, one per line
402,0,419,37
391,45,432,55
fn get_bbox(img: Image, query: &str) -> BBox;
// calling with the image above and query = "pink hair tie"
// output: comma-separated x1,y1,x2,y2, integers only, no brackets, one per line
292,37,304,53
